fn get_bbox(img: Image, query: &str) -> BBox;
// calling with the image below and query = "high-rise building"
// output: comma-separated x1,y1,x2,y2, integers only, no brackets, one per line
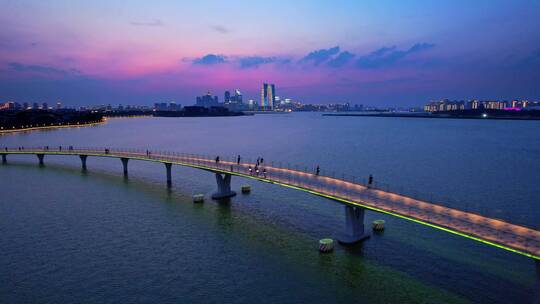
233,89,242,104
260,83,276,110
196,92,219,108
224,91,231,103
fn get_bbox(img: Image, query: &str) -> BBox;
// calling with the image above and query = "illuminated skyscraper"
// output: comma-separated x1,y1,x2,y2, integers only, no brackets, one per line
260,83,275,110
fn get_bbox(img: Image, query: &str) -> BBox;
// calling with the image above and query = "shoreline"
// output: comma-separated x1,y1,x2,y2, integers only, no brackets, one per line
0,120,106,134
323,113,540,121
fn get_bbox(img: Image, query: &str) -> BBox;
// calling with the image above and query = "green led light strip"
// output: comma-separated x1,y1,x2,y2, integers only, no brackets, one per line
3,150,539,261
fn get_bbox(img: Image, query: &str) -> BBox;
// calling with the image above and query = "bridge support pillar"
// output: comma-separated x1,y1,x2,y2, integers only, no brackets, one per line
121,158,129,177
1,154,6,164
212,173,236,200
79,155,88,171
339,206,370,244
165,163,172,188
36,154,44,166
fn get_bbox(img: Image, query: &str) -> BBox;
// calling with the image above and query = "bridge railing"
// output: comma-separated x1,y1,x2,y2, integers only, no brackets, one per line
2,146,539,250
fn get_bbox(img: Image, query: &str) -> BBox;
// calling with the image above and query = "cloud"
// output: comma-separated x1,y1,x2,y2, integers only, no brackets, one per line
130,19,163,27
237,56,293,68
328,51,355,67
238,56,276,68
211,25,229,34
192,54,227,65
299,46,340,65
356,43,435,69
8,62,81,76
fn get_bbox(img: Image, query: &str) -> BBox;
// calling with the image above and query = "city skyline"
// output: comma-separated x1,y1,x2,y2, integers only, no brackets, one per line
1,1,540,106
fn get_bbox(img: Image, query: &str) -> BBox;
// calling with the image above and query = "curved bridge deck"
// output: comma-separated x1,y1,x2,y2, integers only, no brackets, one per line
2,146,539,260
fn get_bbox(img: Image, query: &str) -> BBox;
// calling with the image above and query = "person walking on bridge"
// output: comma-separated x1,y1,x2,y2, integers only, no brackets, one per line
215,156,220,164
263,168,267,178
368,174,373,188
316,165,320,176
237,155,241,165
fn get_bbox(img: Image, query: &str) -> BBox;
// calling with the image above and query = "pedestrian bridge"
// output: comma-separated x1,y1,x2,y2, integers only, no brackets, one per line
1,146,539,262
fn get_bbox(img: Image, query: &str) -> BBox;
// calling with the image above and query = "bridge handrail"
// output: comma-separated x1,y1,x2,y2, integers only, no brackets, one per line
2,145,540,253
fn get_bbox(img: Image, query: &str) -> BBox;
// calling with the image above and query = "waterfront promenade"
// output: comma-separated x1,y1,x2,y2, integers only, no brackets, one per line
1,146,539,261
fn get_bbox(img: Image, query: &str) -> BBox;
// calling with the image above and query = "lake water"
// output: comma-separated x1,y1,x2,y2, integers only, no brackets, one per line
1,113,539,303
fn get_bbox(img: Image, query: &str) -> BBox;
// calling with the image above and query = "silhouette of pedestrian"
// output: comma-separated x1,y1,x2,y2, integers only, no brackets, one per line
316,165,320,176
215,156,220,163
237,155,241,165
263,168,267,178
260,158,264,164
368,174,373,188
248,166,253,175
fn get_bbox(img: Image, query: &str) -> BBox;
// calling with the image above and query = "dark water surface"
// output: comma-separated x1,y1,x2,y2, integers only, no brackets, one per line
1,113,539,303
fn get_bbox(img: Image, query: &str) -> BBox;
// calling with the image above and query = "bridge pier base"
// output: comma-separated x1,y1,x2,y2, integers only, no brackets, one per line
36,154,44,166
165,163,172,188
1,154,6,164
338,206,370,244
79,155,88,171
121,158,129,177
212,173,236,200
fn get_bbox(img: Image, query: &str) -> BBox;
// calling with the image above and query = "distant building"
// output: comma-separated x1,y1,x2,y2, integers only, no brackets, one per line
424,99,519,112
153,102,181,111
260,83,276,110
196,92,219,108
56,102,62,110
168,102,180,111
223,89,244,111
0,102,13,111
247,99,255,110
42,102,48,110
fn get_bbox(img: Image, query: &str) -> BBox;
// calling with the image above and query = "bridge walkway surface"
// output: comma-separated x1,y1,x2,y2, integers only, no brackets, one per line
1,146,539,261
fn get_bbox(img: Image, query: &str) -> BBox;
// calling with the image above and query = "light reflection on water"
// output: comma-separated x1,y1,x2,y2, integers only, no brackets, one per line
1,113,539,303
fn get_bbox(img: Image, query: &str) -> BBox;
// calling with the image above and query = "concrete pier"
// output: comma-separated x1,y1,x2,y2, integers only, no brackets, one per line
121,158,129,177
79,155,88,171
1,154,6,164
339,206,370,244
36,154,44,166
165,163,172,187
212,173,236,199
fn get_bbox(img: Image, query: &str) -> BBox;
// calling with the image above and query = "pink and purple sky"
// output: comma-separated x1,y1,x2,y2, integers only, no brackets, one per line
1,0,540,107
